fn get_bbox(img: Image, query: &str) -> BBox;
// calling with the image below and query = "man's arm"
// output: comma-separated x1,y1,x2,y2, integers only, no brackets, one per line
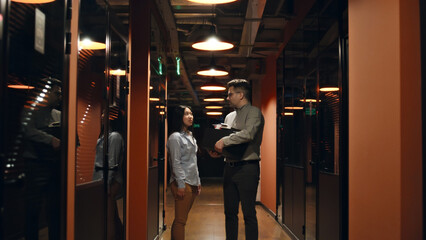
222,108,263,146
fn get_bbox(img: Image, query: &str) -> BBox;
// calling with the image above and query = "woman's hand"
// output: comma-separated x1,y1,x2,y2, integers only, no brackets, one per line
177,188,185,199
197,185,202,195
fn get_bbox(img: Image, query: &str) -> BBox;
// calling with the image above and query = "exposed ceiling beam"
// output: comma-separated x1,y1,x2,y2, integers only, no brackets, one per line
239,0,267,57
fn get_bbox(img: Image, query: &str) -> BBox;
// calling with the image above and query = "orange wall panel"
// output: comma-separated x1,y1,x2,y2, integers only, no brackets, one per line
127,0,150,239
348,0,422,239
260,55,277,212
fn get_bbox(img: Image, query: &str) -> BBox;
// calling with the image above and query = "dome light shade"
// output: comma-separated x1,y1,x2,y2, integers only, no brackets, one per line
188,0,237,4
197,59,228,76
8,84,35,89
284,106,304,110
110,69,126,76
79,38,106,50
206,111,223,116
320,87,339,92
197,68,228,77
200,78,226,91
203,94,225,102
11,0,55,3
192,36,234,51
205,105,223,109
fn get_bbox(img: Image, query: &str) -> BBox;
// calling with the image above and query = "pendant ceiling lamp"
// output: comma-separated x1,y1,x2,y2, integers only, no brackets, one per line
200,77,226,91
206,111,223,116
188,0,237,4
203,93,225,102
192,26,233,51
11,0,55,3
197,58,228,77
205,105,223,109
79,38,106,50
319,87,339,92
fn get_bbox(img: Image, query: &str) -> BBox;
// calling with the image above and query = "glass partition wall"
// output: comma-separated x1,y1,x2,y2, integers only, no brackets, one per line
147,12,167,239
0,0,68,239
74,1,128,240
278,1,348,239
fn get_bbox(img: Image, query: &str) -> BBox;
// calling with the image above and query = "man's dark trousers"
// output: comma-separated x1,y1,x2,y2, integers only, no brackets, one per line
223,161,260,240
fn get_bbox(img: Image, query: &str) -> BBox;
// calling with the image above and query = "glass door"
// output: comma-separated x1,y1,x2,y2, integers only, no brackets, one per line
0,0,68,239
74,1,128,239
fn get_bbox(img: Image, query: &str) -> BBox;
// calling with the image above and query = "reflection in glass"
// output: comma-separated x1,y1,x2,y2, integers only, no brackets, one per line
1,0,66,239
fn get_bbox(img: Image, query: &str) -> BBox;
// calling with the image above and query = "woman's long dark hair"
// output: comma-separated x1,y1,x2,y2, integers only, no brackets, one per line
168,105,192,135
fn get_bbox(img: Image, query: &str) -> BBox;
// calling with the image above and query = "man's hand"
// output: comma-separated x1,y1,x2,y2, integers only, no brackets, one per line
52,137,60,150
214,139,224,153
208,150,222,158
197,185,202,195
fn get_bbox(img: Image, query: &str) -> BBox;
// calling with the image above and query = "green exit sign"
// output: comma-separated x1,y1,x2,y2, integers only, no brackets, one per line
193,123,200,128
305,108,316,116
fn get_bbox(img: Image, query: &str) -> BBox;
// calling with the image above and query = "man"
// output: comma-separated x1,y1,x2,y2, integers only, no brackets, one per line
213,79,265,240
21,77,62,240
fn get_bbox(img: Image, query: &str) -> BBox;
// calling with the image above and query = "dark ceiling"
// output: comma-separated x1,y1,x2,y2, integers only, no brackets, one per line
158,0,289,109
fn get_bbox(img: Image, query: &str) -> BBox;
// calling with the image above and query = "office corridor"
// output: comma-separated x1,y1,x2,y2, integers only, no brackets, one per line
160,178,290,240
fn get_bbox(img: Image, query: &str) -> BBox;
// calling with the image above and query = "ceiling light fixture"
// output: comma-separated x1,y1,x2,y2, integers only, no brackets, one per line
11,0,55,3
197,58,228,77
300,99,320,103
206,111,223,116
188,0,237,4
200,78,226,91
192,35,233,51
192,26,234,51
8,84,35,90
110,69,126,76
205,105,223,109
79,38,106,50
284,106,304,110
203,94,225,102
319,87,339,92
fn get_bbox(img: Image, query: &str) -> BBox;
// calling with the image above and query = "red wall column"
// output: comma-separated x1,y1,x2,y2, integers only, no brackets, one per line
259,55,277,212
348,0,422,239
127,0,150,238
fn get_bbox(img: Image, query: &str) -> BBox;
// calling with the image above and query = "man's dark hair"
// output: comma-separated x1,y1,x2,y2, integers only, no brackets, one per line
227,79,251,101
168,105,192,134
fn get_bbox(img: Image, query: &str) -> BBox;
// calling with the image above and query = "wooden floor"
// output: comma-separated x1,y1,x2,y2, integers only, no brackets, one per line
160,178,291,240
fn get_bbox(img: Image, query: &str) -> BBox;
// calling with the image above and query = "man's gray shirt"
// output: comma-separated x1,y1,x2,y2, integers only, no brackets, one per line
222,103,264,162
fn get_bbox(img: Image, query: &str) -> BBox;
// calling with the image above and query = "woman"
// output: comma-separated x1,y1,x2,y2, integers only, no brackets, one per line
167,105,201,240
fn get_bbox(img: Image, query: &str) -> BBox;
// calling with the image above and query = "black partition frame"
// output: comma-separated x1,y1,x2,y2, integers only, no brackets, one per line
278,1,348,239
